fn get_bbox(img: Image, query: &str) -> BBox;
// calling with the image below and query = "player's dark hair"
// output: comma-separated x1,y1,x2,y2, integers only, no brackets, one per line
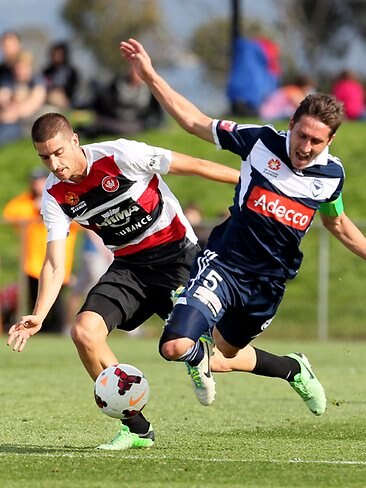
292,93,344,137
31,112,73,143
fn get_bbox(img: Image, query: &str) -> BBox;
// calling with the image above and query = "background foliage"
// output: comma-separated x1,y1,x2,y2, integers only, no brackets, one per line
59,0,366,86
62,0,166,74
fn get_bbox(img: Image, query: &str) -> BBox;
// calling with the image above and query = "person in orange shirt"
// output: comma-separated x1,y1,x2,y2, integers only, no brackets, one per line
3,167,78,332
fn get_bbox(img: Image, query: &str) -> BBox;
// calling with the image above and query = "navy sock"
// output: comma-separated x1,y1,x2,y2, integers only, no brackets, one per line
178,340,204,366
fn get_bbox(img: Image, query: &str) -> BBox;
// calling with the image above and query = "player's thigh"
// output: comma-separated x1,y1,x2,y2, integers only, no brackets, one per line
216,277,286,348
163,260,231,342
163,302,211,343
212,326,241,358
80,266,153,333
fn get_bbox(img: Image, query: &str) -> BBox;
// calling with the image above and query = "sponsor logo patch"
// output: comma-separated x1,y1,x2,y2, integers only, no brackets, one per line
219,120,236,132
97,205,143,228
65,192,79,205
267,158,281,171
261,317,274,331
193,286,222,317
247,186,315,231
129,389,147,406
149,157,158,168
70,201,87,214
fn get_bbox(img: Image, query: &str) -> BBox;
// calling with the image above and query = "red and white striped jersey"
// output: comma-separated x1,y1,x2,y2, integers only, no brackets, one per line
41,138,197,257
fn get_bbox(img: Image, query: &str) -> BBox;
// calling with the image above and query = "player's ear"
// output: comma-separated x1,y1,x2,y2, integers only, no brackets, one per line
289,117,294,130
328,133,336,146
72,132,80,146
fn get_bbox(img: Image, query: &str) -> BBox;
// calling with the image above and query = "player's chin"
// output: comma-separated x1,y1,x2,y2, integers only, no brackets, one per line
293,155,311,169
55,172,69,180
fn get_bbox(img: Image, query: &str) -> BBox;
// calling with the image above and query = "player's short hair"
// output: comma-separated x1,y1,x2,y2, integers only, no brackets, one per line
292,93,345,137
31,112,73,143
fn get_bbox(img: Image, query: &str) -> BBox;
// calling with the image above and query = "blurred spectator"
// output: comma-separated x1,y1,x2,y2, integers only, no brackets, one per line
227,37,281,116
331,70,366,120
0,283,18,333
0,30,22,85
42,41,79,110
0,50,47,145
184,202,210,250
80,66,164,137
67,230,113,327
3,167,79,333
259,75,315,121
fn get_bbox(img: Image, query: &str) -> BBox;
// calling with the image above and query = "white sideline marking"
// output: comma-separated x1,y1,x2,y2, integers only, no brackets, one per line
1,452,366,465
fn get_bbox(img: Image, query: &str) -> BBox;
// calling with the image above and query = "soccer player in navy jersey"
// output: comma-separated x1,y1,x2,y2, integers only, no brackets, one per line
121,38,366,415
7,112,239,450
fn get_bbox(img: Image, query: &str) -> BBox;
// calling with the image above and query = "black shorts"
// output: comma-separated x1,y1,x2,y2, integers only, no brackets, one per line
79,239,199,333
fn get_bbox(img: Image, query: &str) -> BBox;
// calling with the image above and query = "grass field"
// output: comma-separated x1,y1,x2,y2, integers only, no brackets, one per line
1,333,366,487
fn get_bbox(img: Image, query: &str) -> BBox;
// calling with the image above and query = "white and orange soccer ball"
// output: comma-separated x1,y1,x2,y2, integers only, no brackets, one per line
94,364,150,419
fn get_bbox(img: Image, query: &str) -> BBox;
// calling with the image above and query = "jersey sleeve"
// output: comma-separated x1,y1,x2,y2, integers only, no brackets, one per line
318,193,344,216
212,119,264,158
318,159,345,216
113,138,172,175
41,188,72,242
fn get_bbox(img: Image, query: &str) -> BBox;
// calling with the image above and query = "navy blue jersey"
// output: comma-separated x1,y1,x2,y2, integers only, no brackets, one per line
209,121,345,279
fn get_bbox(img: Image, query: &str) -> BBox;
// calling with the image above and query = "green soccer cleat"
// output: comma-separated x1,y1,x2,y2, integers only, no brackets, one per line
96,424,155,450
96,424,137,451
132,424,155,448
287,352,326,416
185,335,216,406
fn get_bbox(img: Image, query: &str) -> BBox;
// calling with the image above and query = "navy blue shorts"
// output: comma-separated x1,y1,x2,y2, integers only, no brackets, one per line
164,249,286,348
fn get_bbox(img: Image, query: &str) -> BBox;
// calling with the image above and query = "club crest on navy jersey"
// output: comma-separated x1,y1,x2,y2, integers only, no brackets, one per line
311,179,324,198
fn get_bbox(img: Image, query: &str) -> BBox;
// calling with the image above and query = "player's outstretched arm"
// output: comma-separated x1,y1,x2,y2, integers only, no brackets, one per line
320,212,366,259
120,38,214,143
7,239,66,352
169,152,239,184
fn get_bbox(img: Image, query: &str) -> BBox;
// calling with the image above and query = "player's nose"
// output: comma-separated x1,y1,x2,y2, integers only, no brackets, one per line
48,155,60,171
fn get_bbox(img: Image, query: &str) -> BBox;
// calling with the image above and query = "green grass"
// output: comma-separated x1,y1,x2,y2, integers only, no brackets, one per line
1,334,366,487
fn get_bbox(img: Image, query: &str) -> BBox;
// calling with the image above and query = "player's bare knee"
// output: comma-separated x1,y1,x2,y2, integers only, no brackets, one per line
159,330,193,361
71,312,107,349
70,320,91,348
160,339,182,360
